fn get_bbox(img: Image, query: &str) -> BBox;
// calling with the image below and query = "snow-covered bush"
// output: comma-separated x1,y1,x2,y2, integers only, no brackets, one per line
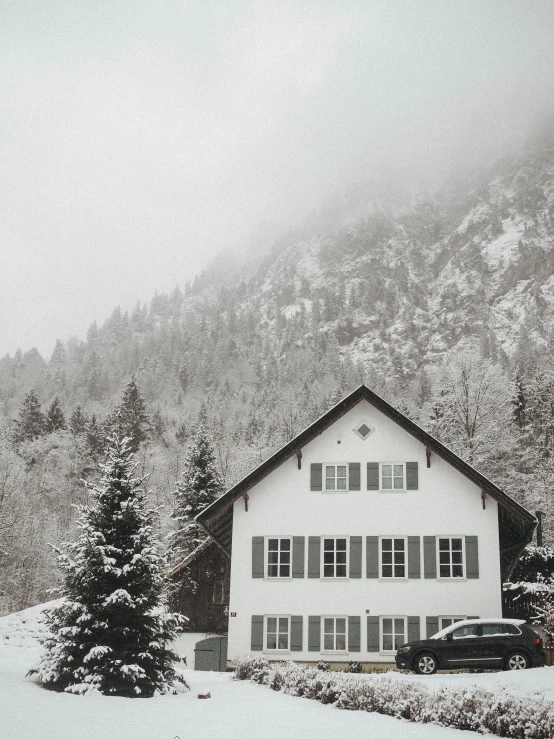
31,435,188,697
234,657,554,738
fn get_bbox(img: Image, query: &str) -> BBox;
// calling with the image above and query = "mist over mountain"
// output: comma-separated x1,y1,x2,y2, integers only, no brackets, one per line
2,129,554,613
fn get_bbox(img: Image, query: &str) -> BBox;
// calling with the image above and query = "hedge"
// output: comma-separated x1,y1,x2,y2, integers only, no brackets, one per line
234,657,554,739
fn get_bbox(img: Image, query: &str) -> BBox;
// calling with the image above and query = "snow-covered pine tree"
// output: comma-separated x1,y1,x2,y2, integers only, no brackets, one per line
13,389,46,443
106,377,151,453
170,426,224,584
33,434,186,696
69,405,89,435
45,396,67,433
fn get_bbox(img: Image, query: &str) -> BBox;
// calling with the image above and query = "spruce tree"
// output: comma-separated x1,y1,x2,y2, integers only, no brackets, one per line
171,426,224,577
13,389,46,443
69,405,89,435
107,377,151,452
45,397,67,433
34,435,186,696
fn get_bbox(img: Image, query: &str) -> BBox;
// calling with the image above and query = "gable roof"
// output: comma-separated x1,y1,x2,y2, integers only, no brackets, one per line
167,537,213,579
196,384,536,575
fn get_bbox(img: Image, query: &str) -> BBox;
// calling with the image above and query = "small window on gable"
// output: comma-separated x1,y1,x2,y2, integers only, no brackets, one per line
325,465,347,491
354,422,372,440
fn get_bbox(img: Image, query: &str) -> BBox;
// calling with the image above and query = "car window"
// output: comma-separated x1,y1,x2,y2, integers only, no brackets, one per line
452,625,479,639
481,623,519,636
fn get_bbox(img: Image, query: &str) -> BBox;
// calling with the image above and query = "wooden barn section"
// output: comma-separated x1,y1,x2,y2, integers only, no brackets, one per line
168,538,230,670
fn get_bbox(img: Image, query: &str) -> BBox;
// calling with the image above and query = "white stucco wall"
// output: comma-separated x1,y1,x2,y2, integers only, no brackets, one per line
227,399,502,663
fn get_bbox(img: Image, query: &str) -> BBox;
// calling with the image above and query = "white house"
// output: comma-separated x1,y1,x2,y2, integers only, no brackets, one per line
196,385,536,667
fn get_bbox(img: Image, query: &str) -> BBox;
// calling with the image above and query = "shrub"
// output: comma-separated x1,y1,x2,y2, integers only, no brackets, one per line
233,657,554,739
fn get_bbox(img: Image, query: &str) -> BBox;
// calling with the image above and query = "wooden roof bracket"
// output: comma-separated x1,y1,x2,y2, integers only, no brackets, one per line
426,447,431,468
296,449,302,469
481,489,487,510
243,491,249,512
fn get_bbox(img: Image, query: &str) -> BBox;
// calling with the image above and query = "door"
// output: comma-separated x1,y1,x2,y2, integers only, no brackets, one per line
438,623,482,667
194,636,228,671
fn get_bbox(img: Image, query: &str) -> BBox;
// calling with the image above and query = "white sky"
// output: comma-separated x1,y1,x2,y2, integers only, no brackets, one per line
1,0,554,358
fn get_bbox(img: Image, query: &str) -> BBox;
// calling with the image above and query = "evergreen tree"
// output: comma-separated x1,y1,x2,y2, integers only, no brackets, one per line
33,435,186,697
107,377,151,453
69,406,89,435
86,414,105,457
170,427,224,577
13,389,46,443
45,397,66,433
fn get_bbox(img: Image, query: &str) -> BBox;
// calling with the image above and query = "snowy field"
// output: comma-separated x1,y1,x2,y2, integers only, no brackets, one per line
2,603,554,739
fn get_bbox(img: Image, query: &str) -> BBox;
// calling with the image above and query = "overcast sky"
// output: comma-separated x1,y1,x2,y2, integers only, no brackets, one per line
1,1,553,358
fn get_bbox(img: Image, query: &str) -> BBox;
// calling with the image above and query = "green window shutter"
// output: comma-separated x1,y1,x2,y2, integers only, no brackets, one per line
406,462,419,490
348,616,361,652
465,536,479,579
251,615,264,651
366,616,380,652
291,616,303,651
308,616,321,651
292,536,305,578
349,463,360,491
310,463,322,491
349,536,362,578
308,536,321,578
426,616,439,639
252,537,265,578
367,462,379,490
423,536,436,579
366,536,379,578
408,536,421,579
407,616,420,643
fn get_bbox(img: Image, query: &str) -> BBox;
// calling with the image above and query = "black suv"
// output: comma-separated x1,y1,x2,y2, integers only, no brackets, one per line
395,619,545,674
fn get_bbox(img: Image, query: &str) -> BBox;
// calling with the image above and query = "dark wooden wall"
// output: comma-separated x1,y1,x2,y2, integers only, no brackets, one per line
170,543,230,634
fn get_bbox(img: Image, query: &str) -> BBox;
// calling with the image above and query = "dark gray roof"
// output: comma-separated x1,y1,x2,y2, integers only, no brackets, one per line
196,384,536,576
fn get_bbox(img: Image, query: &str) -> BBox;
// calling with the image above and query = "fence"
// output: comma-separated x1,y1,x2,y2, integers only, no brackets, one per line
502,587,553,665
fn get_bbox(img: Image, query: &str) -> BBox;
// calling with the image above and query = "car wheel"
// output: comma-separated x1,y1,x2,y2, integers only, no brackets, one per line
505,652,529,671
414,652,438,675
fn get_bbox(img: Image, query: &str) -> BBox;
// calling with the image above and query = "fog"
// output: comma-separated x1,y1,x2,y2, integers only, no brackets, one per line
1,0,553,357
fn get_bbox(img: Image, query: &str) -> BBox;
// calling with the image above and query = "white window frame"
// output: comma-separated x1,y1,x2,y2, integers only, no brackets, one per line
324,463,349,492
379,462,406,492
265,536,292,580
379,615,407,654
264,615,291,653
321,536,349,579
321,615,348,654
437,536,466,580
439,616,466,630
379,536,408,580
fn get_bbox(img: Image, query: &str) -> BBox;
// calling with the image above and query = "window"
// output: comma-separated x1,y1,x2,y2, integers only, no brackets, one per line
266,537,291,578
481,623,521,636
381,616,406,652
381,463,405,490
439,616,465,630
325,465,348,491
212,580,230,605
380,537,406,578
322,537,348,578
452,624,479,639
323,616,347,651
265,616,290,651
438,537,465,578
354,422,372,440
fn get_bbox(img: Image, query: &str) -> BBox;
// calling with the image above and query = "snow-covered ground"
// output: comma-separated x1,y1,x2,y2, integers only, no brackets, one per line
1,602,553,739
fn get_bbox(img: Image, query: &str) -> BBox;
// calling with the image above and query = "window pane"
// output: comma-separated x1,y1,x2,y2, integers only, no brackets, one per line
279,565,289,577
394,565,405,577
441,618,453,628
382,552,393,564
324,539,334,551
394,634,404,648
452,539,462,550
393,465,403,476
396,552,405,565
336,551,346,564
323,552,334,564
394,619,404,633
267,634,277,649
278,634,288,650
267,617,276,632
439,565,450,577
393,477,403,489
452,565,463,577
326,466,335,476
336,635,346,650
383,618,392,633
326,479,335,490
268,565,278,577
281,551,290,563
337,478,347,490
382,539,392,551
337,539,347,550
324,634,334,650
268,551,278,564
439,552,450,564
324,618,334,634
281,539,290,551
382,478,392,489
452,551,462,564
324,565,334,577
382,565,393,577
337,565,347,577
439,539,449,551
382,635,393,650
336,618,346,633
394,539,404,551
268,539,278,551
337,466,346,477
